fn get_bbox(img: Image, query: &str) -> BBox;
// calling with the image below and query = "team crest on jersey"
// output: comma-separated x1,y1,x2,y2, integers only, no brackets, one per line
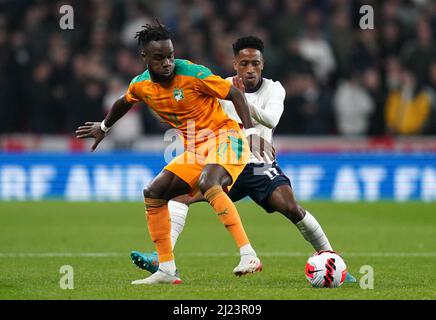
173,88,184,102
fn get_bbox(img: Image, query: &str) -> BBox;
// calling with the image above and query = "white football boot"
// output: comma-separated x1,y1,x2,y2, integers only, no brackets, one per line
233,254,263,276
131,269,182,285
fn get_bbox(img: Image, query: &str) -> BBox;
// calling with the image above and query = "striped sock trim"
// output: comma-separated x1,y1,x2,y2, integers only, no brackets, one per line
144,198,168,208
204,186,223,203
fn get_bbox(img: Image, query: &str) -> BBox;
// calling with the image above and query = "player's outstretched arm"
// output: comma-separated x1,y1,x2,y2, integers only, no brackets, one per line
75,95,134,151
225,86,274,161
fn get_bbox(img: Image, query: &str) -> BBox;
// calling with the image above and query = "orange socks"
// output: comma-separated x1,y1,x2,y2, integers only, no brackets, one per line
204,186,249,248
144,198,173,263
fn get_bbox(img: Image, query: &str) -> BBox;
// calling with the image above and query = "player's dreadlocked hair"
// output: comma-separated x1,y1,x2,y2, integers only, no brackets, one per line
134,19,172,49
232,36,264,55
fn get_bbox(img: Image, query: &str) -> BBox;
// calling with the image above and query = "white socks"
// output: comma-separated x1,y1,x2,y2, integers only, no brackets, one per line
159,260,176,275
240,243,257,256
168,200,189,249
239,243,257,265
295,211,333,251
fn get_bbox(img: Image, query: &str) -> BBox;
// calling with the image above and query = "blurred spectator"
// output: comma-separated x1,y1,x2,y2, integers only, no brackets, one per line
298,7,336,84
349,29,380,72
121,2,152,48
333,70,375,136
103,78,143,148
363,67,386,136
329,8,356,76
380,19,404,60
396,0,424,30
273,0,305,44
64,55,106,132
278,71,333,135
50,34,72,130
385,65,431,135
280,38,313,76
401,19,436,83
0,13,17,133
425,60,436,134
26,61,56,133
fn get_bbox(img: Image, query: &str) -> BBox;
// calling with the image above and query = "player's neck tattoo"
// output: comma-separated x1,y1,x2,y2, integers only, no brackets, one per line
245,77,263,93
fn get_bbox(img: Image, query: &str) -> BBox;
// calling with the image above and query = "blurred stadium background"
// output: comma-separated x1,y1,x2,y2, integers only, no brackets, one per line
0,0,435,202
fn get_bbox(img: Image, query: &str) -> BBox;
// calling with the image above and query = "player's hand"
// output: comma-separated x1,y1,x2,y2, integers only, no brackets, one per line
75,122,106,152
248,134,275,163
232,76,245,92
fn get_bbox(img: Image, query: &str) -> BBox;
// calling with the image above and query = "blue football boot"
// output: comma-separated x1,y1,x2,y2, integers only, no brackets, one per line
130,251,159,274
344,272,357,283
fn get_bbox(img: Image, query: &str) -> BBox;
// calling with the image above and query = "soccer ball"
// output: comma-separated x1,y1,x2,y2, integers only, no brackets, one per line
305,250,347,288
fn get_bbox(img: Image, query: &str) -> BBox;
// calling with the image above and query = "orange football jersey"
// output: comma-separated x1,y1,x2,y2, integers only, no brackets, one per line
125,59,240,147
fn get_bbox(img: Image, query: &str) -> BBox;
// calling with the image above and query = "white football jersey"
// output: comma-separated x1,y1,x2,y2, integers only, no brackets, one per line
219,77,286,163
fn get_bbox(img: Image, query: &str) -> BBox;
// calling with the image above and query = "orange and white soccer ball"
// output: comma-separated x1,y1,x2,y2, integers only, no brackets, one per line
305,250,348,288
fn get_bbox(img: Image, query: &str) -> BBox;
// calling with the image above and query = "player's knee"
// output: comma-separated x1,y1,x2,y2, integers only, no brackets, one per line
198,176,218,194
143,188,150,199
171,194,191,205
143,186,165,200
198,172,231,195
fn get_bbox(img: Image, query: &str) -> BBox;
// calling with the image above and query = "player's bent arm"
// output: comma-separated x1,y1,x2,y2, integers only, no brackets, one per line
248,101,283,129
248,84,285,129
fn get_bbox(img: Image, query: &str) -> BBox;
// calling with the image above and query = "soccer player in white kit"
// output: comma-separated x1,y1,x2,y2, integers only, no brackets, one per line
131,36,356,282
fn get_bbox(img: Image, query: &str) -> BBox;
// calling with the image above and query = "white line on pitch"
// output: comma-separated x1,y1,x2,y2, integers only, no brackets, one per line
187,252,436,257
1,252,436,258
0,253,122,257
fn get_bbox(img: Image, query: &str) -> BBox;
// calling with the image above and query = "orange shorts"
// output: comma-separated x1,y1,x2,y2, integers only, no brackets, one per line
164,128,249,194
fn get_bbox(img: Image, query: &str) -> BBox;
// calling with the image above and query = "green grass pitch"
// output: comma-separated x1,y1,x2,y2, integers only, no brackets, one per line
0,201,435,299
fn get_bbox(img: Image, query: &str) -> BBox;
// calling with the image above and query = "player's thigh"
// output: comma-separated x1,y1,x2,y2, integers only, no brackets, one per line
242,163,294,214
268,184,298,212
145,169,191,200
164,151,203,192
198,164,233,193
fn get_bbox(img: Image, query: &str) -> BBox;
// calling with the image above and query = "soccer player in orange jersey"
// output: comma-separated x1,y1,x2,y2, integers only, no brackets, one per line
75,22,273,284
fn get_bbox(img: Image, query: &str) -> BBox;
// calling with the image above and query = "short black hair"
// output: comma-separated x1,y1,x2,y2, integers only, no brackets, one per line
134,19,172,49
232,36,264,56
